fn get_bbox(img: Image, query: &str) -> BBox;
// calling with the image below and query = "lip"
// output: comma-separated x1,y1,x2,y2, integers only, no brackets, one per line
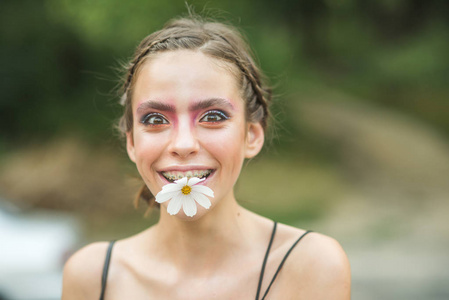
158,165,213,172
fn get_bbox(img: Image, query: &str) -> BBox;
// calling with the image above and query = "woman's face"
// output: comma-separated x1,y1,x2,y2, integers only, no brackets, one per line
126,50,264,218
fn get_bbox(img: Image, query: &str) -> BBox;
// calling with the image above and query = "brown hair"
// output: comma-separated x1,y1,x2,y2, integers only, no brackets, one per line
118,15,272,208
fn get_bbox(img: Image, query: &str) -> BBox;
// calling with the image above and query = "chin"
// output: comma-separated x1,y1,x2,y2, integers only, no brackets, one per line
164,205,212,221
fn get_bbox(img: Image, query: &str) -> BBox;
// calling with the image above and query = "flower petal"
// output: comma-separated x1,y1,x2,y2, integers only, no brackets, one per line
174,177,188,185
191,185,214,197
161,182,182,193
182,195,197,217
191,191,211,209
167,195,183,215
155,190,180,203
187,177,205,186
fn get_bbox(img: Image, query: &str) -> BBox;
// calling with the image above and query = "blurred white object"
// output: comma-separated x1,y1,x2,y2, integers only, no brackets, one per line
0,199,82,300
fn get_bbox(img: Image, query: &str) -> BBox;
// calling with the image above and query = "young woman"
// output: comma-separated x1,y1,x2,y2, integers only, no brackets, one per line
62,16,350,300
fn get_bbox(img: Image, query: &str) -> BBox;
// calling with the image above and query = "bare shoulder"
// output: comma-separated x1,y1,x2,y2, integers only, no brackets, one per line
276,224,351,299
62,241,110,300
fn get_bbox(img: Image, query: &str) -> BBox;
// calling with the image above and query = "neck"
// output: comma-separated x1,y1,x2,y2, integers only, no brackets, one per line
151,192,255,273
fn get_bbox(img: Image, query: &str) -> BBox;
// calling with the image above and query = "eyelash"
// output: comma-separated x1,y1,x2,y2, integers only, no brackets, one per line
199,110,230,123
140,110,230,126
140,112,169,125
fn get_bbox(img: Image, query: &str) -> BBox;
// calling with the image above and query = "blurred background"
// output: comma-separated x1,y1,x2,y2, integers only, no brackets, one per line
1,0,448,299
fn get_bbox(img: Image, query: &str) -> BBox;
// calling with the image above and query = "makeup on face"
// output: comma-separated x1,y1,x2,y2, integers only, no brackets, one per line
135,97,237,129
128,50,253,218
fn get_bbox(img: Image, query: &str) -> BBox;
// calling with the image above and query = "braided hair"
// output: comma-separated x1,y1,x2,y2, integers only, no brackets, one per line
118,16,272,207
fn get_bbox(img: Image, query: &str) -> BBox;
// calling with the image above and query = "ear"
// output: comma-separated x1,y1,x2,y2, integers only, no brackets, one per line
126,131,136,163
244,122,265,159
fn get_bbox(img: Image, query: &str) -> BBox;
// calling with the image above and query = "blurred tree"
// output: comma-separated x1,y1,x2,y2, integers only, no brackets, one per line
1,0,448,150
1,0,95,145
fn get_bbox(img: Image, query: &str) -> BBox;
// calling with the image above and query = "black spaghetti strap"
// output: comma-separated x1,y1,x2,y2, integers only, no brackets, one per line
255,221,277,300
99,240,116,300
260,230,312,300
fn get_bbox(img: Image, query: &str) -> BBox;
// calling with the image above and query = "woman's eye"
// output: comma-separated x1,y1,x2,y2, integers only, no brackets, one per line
199,110,229,123
141,113,169,125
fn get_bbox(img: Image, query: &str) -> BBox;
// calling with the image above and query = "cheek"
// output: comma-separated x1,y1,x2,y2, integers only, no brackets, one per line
132,130,168,166
199,124,247,166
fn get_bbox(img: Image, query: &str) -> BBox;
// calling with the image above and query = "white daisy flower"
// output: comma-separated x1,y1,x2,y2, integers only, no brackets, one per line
155,177,214,217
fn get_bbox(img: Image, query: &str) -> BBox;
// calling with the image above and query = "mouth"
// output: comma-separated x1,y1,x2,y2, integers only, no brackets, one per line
160,169,215,183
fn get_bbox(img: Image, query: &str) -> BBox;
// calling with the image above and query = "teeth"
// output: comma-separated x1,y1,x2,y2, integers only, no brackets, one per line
162,170,212,182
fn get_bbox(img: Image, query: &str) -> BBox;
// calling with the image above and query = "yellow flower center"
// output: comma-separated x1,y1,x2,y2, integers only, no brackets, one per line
181,185,192,195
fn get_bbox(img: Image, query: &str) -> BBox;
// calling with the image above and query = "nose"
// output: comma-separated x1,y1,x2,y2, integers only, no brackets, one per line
168,122,200,158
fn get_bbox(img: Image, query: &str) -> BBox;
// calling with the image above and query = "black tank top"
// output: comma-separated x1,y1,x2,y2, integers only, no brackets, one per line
99,222,311,300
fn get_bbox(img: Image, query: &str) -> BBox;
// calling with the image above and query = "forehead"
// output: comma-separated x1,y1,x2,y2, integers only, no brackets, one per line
132,50,242,108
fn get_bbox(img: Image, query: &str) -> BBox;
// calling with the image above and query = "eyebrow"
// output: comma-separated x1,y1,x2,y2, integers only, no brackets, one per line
136,101,176,114
189,98,235,111
136,98,235,114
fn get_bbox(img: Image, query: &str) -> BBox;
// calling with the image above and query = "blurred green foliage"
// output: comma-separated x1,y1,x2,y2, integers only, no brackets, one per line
1,0,448,151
